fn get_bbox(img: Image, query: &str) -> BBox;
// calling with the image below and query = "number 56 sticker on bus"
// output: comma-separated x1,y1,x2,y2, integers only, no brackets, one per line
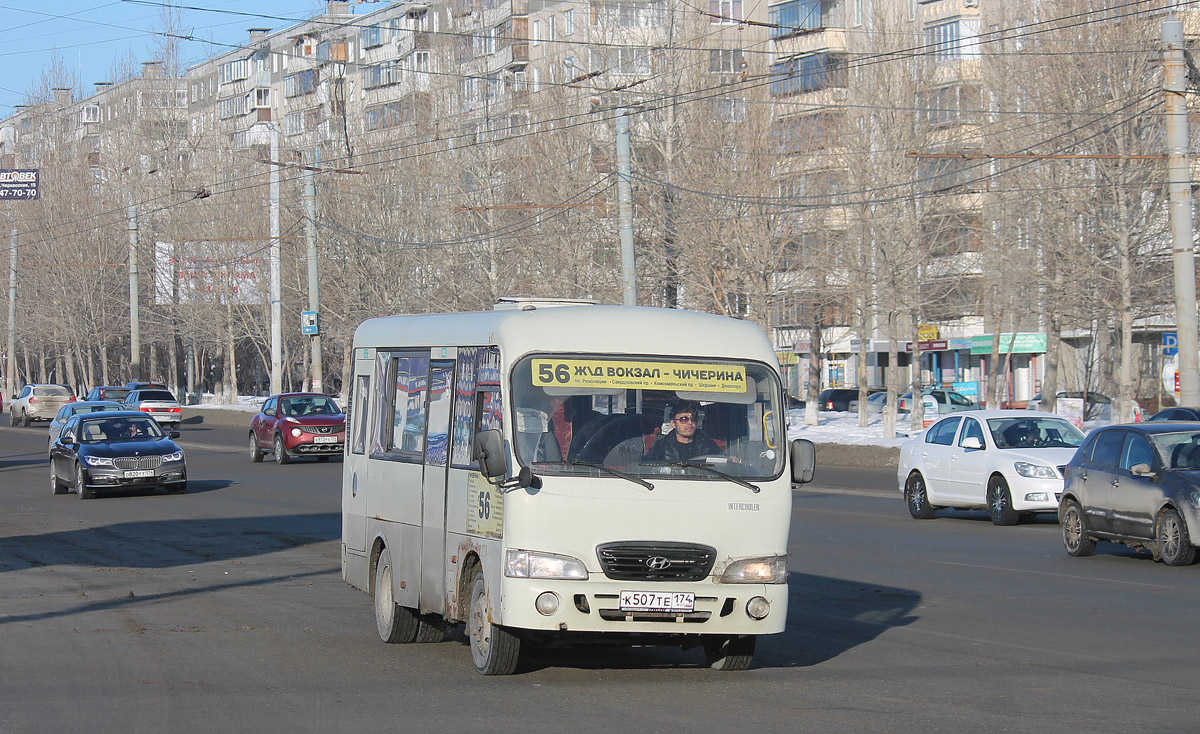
340,298,816,675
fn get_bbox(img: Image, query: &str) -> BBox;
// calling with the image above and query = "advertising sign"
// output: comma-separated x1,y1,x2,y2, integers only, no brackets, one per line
153,241,265,305
0,169,39,200
1057,398,1085,429
952,381,979,397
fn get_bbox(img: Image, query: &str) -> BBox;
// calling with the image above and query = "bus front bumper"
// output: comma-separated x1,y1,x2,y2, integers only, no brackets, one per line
498,577,787,636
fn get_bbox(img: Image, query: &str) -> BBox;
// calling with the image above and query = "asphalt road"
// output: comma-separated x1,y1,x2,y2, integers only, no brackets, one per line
2,423,1198,733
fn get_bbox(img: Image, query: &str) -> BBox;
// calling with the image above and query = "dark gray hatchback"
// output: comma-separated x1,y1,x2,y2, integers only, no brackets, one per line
1059,423,1200,566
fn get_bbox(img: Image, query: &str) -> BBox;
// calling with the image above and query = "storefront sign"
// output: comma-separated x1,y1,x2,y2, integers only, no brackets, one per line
970,333,1047,355
917,324,939,341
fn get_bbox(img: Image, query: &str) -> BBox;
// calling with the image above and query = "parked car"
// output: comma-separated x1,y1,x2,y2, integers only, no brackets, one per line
898,410,1085,525
122,388,182,430
1060,422,1200,565
817,388,866,412
9,384,75,426
1147,407,1200,422
848,391,890,414
83,386,132,403
123,381,167,391
49,411,186,499
1027,391,1116,421
249,392,346,465
47,401,125,453
897,388,980,415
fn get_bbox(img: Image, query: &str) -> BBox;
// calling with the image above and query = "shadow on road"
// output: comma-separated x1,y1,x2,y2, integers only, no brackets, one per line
501,571,921,673
0,512,340,576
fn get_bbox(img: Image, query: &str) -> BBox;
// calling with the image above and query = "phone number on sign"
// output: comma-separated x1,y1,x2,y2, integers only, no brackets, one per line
0,189,39,199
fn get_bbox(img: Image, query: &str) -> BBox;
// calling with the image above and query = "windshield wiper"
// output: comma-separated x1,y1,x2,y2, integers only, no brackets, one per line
647,460,760,493
562,460,654,490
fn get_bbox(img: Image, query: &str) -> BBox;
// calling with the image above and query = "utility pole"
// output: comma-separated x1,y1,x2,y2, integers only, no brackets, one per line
304,152,322,393
128,205,141,382
269,125,282,395
7,227,15,397
615,108,638,306
1165,18,1199,407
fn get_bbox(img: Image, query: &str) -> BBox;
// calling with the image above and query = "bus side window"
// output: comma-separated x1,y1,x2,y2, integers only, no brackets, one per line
351,374,370,455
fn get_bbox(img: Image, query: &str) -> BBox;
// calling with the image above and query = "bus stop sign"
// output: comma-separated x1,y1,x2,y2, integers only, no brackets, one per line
301,310,319,335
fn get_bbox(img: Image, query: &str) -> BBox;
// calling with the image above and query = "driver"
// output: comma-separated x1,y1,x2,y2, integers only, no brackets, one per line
643,401,723,462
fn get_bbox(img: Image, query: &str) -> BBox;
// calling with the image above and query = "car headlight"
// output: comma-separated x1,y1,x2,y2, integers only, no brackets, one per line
505,549,588,580
84,456,113,466
291,427,303,437
1014,462,1057,479
162,450,183,462
719,555,788,584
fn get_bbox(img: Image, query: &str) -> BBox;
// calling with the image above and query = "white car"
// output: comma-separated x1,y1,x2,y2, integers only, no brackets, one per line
897,409,1086,525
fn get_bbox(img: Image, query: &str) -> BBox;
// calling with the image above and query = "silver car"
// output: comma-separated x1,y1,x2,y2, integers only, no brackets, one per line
122,388,182,430
10,384,75,426
47,400,126,454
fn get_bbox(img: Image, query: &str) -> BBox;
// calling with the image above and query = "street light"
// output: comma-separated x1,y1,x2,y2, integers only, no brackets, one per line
0,209,15,397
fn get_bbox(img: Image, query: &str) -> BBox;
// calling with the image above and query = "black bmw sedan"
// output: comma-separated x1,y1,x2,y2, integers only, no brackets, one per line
49,411,186,499
1059,422,1200,565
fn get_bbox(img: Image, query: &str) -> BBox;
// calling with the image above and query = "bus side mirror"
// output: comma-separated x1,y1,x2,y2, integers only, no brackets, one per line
473,429,509,478
790,438,815,485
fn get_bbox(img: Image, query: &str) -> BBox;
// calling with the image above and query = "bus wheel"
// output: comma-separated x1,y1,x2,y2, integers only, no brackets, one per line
702,634,756,671
468,570,520,675
374,548,418,643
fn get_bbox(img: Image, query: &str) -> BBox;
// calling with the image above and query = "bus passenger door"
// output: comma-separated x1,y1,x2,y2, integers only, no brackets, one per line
420,357,456,616
341,353,375,589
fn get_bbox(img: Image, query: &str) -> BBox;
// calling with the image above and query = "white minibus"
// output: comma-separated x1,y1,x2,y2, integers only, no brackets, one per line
341,299,815,674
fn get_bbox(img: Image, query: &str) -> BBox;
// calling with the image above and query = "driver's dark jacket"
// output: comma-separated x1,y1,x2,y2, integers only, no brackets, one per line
643,431,722,462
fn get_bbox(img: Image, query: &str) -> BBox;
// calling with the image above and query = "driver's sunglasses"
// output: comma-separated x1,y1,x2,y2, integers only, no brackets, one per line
673,415,696,423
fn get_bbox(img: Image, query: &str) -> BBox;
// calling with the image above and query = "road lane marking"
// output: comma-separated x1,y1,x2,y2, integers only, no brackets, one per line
932,560,1171,589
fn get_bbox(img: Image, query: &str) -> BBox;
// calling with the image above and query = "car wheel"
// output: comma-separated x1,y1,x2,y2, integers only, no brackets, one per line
50,463,67,495
374,548,418,643
21,410,30,427
987,475,1019,526
468,569,520,675
76,464,94,500
1061,499,1096,557
904,472,936,519
249,432,263,463
702,634,756,671
8,409,14,426
273,434,290,465
1157,508,1196,566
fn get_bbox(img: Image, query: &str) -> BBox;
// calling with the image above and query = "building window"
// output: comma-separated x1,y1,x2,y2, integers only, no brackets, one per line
927,19,980,62
254,87,271,108
710,0,743,23
219,58,249,85
218,94,249,118
284,69,318,97
361,24,386,48
284,111,304,135
715,97,746,122
769,53,847,96
709,49,744,73
532,19,542,44
769,0,841,39
565,9,575,34
81,105,100,124
920,84,981,128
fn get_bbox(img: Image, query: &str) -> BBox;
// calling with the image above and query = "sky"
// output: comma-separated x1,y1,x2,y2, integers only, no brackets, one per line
0,1,361,114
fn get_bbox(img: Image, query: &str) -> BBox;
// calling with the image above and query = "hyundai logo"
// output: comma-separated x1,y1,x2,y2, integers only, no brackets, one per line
645,556,671,570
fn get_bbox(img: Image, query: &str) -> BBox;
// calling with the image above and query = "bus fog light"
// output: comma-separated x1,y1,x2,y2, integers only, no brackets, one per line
746,596,770,620
535,592,560,616
1024,492,1049,502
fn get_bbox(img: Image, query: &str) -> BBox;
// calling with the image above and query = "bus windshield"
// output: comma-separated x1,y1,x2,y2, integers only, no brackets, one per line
510,354,786,481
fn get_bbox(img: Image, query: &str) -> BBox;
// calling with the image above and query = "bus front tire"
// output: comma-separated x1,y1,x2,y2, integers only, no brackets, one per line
374,548,419,643
702,634,756,671
468,570,520,675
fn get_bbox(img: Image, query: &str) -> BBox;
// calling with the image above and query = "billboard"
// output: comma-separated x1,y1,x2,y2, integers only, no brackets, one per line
0,169,39,200
154,241,265,305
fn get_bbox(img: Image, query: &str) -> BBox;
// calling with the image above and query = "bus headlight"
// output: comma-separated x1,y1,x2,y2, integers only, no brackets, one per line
505,549,588,580
719,555,788,584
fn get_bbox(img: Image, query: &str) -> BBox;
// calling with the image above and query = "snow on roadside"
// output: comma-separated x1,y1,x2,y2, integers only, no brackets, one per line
786,410,911,448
